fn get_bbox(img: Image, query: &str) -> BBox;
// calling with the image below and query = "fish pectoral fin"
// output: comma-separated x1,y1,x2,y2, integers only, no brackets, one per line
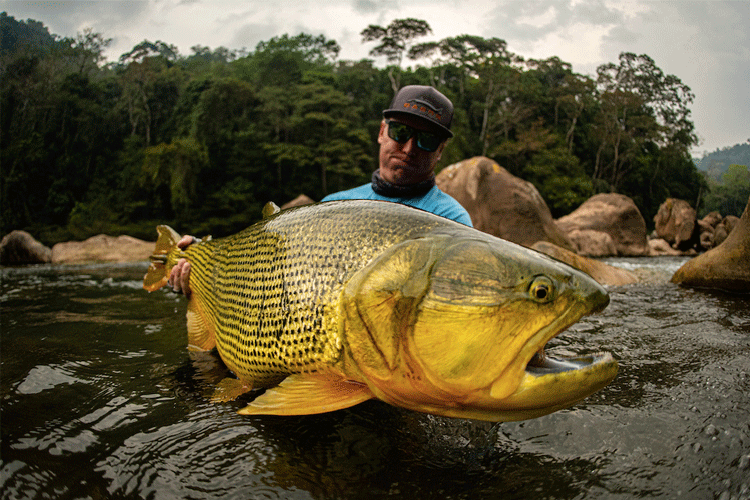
186,298,215,351
212,377,255,403
237,374,374,416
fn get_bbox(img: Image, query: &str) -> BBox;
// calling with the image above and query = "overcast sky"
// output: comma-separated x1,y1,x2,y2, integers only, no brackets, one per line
3,0,748,157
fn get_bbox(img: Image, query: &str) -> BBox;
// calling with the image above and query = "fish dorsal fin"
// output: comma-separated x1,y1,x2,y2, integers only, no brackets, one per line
186,298,216,352
262,202,281,219
237,373,374,416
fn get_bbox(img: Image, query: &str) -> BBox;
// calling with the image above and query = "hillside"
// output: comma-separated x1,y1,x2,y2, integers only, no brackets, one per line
698,141,750,179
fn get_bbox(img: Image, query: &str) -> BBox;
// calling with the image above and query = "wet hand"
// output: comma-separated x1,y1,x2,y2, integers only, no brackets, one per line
168,235,195,295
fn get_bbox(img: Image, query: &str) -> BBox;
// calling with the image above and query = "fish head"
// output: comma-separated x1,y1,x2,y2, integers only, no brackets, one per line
342,233,617,422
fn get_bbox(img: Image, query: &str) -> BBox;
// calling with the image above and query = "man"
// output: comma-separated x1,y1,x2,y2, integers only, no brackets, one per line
169,85,471,294
322,85,472,226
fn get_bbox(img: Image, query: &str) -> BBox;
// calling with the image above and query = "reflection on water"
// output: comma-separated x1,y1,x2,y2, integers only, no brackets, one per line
1,259,749,499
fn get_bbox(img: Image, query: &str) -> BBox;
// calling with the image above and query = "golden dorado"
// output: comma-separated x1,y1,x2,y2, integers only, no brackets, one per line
143,200,617,422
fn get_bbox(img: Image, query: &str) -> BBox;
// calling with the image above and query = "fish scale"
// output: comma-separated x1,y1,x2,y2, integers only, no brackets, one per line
170,202,444,386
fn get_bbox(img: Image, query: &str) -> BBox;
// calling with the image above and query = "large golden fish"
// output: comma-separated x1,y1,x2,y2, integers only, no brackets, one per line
143,200,617,422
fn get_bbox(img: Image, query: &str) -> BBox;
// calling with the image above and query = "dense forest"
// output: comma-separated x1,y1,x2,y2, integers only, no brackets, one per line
1,13,721,245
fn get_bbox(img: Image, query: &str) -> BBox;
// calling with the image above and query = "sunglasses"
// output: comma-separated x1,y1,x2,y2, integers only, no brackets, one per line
385,120,443,152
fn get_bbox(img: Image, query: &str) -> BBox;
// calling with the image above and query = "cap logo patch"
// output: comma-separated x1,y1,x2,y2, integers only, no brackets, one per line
403,101,442,122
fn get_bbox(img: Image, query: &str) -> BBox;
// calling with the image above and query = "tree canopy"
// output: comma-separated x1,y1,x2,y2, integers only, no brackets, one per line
1,12,713,244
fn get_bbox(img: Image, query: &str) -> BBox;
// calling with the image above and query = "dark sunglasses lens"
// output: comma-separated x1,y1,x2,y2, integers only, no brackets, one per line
388,122,413,142
416,134,440,152
388,120,441,152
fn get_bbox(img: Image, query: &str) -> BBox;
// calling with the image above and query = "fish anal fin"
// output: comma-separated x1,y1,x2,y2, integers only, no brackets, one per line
238,373,374,416
186,298,215,351
212,377,255,403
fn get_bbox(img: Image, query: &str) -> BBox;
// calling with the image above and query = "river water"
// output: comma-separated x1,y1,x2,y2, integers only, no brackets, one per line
1,257,749,500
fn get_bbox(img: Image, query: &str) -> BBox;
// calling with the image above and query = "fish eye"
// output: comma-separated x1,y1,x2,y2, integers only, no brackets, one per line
529,276,554,303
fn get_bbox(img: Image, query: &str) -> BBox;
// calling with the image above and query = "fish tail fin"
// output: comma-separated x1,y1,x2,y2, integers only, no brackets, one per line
143,225,182,292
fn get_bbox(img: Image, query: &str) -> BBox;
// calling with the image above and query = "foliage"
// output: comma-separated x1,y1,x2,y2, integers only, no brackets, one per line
702,164,750,217
361,18,432,93
1,12,709,243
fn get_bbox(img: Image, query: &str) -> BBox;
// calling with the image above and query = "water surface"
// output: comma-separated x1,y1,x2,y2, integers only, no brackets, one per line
1,258,749,499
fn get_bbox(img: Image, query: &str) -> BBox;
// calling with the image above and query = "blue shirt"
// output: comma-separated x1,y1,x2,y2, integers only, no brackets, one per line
322,183,473,227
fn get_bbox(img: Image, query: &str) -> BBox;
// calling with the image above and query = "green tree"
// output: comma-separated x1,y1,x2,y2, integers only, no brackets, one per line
592,53,696,192
703,164,750,217
140,138,208,222
361,18,432,93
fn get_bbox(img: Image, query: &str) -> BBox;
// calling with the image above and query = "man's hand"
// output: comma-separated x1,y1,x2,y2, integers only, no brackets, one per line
168,235,195,295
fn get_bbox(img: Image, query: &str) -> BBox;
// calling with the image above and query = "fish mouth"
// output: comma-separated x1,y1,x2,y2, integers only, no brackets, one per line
484,289,617,421
490,343,618,420
526,348,615,376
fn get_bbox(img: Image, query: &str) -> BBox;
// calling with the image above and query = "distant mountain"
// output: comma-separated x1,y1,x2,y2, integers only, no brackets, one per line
697,141,750,180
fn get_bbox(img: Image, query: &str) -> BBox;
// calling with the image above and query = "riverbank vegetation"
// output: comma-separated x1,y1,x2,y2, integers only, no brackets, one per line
2,12,737,245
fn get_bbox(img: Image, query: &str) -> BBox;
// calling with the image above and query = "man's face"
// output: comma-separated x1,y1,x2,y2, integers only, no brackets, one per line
378,114,447,186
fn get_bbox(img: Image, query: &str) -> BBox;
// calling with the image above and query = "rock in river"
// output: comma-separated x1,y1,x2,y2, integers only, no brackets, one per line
52,234,154,264
0,230,52,265
556,193,649,256
671,196,750,292
436,156,574,251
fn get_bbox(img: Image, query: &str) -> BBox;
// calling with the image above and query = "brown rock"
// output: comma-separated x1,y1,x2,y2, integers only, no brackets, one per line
722,215,740,235
713,224,729,247
282,194,315,209
556,193,649,256
648,238,685,256
531,241,638,287
671,196,750,292
0,230,52,265
654,198,696,249
696,219,715,250
701,211,723,229
52,234,154,264
436,156,574,250
714,215,740,247
565,229,618,257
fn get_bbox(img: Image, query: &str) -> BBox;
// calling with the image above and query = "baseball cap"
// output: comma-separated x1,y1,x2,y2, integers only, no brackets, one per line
382,85,454,138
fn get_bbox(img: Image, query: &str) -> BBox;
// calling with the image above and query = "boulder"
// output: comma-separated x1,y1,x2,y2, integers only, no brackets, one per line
282,194,315,209
0,230,52,265
565,229,618,257
722,215,740,235
648,238,686,256
696,218,715,250
712,224,729,247
531,241,638,287
653,198,697,250
556,193,649,256
51,234,154,264
713,215,740,247
436,156,574,250
701,211,723,229
671,196,750,292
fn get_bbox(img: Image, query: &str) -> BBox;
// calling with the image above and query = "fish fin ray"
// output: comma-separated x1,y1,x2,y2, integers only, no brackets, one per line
237,374,374,416
212,377,255,403
186,298,215,351
142,261,169,292
143,225,181,292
